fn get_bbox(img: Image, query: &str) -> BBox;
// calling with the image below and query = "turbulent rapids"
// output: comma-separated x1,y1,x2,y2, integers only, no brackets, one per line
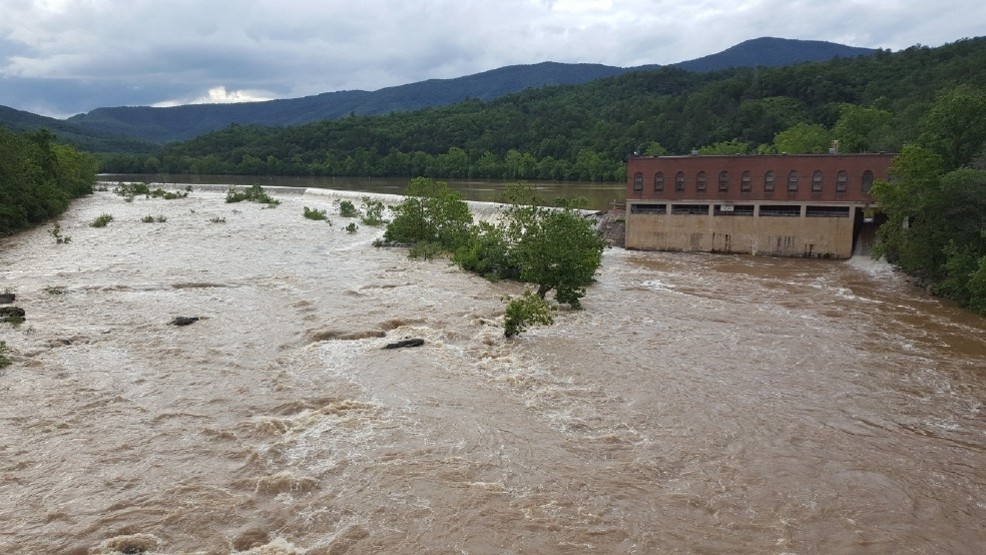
1,185,984,554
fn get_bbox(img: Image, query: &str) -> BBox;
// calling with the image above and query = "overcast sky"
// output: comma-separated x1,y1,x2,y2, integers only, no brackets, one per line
2,0,984,118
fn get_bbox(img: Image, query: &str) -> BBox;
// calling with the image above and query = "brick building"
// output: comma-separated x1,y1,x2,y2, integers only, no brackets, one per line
624,153,895,258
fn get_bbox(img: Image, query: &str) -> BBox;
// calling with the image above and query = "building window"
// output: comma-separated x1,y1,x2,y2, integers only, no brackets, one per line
811,170,823,192
718,171,729,192
862,170,875,194
836,170,848,192
764,170,775,192
696,171,707,191
787,170,799,192
675,171,685,191
654,172,664,192
633,172,643,192
741,171,752,192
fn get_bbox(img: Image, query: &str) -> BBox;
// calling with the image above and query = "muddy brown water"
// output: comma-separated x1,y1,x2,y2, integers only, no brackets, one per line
1,187,984,554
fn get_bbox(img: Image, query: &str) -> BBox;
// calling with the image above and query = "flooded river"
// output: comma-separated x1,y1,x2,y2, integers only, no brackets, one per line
1,186,984,554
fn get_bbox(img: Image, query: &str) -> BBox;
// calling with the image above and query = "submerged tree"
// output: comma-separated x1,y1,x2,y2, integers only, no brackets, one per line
383,180,606,335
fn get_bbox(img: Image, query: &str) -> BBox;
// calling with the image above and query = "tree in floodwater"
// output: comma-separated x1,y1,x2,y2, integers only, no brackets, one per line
384,180,606,335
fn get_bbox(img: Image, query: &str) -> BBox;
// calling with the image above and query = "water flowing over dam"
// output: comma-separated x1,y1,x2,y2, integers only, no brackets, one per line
1,187,984,554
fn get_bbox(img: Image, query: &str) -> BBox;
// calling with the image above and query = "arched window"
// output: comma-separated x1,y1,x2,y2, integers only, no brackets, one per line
862,170,875,194
741,171,752,192
764,170,775,192
696,171,707,191
633,172,643,192
654,172,664,192
718,171,729,192
811,170,823,192
675,171,686,191
836,170,848,192
787,170,799,192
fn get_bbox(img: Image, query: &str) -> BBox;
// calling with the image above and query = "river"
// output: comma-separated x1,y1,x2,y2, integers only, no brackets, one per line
1,186,984,554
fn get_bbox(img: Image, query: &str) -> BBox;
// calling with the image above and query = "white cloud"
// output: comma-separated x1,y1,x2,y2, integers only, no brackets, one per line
152,86,276,107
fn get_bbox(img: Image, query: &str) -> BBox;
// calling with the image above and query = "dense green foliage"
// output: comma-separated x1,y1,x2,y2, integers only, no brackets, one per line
0,127,98,236
98,38,986,181
225,184,280,206
873,155,986,313
383,178,475,249
503,291,555,338
871,83,986,314
383,180,605,333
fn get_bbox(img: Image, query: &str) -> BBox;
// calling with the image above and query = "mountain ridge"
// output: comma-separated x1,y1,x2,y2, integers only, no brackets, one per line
2,37,875,148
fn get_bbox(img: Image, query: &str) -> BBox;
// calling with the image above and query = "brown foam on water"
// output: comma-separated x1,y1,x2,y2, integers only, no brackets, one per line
304,329,385,343
254,471,319,495
235,536,309,554
89,533,161,554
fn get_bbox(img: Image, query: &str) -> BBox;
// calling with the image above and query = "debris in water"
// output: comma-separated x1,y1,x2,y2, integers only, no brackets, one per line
383,338,425,349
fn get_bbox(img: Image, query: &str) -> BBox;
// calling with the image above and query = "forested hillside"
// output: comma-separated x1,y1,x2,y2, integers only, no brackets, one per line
0,128,98,236
101,37,986,182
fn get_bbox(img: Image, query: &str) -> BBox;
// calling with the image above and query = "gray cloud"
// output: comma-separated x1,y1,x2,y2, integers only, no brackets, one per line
1,0,983,117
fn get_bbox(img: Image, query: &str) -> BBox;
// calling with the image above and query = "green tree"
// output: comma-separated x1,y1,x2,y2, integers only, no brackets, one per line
503,290,554,338
0,127,96,236
773,122,831,154
831,103,893,153
511,204,606,308
871,145,946,278
698,139,751,155
383,177,473,250
918,85,986,171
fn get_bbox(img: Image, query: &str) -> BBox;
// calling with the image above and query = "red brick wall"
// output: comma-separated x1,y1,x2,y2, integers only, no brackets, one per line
626,153,894,204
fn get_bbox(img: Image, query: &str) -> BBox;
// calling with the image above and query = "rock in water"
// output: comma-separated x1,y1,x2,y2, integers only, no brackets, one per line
383,338,425,349
0,293,14,304
170,316,200,326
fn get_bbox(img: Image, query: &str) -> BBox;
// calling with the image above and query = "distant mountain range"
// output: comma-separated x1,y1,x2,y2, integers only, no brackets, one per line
0,37,875,150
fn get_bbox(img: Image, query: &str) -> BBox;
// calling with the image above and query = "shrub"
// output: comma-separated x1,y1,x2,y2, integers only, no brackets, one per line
303,206,328,221
338,199,359,218
140,215,155,223
384,178,473,251
156,215,167,223
149,188,188,200
90,214,113,228
360,197,387,226
114,182,151,201
226,184,280,206
0,340,10,369
452,221,520,281
503,290,554,338
345,222,358,233
210,216,226,224
408,241,445,260
48,223,71,244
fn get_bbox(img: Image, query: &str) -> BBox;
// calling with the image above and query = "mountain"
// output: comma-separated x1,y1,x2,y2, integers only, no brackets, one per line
63,63,632,143
2,37,874,148
0,105,158,153
674,37,875,72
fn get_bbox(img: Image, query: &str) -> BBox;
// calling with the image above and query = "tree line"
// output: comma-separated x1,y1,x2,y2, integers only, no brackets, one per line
0,127,98,236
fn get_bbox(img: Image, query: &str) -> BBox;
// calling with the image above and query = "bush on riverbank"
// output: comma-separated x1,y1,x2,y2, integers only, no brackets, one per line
0,128,98,236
